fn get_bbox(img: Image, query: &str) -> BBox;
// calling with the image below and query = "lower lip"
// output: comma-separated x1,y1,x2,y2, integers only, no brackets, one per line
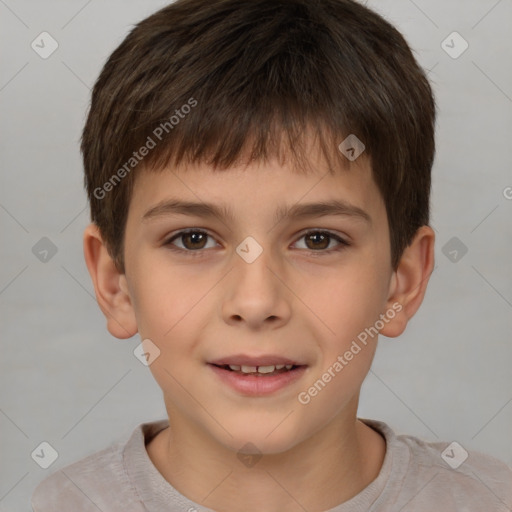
208,364,307,396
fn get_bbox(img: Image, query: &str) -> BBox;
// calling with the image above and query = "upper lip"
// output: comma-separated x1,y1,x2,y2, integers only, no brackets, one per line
208,354,306,367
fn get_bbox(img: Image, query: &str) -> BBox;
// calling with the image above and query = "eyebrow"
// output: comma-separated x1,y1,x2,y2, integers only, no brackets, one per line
142,198,372,225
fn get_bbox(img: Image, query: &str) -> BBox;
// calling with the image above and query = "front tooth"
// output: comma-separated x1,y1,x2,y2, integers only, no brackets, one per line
275,364,285,370
257,365,276,374
229,364,241,371
285,364,293,370
241,365,257,373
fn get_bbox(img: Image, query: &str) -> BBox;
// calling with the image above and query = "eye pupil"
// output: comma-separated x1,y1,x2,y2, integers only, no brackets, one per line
306,232,329,250
184,232,207,249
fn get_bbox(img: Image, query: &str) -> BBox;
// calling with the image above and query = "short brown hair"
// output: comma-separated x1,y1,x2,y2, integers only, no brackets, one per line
81,0,436,273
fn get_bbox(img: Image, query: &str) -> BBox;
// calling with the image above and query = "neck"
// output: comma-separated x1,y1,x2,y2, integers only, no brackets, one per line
146,402,386,512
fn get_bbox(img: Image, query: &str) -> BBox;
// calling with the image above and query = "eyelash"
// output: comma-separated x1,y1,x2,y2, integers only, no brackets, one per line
163,229,350,258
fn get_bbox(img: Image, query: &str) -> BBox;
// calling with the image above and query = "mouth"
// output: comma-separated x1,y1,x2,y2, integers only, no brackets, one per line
207,357,308,395
210,363,303,376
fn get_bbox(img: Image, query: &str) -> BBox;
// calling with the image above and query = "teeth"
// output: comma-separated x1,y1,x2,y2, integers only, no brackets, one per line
257,365,276,374
230,364,295,374
240,365,258,373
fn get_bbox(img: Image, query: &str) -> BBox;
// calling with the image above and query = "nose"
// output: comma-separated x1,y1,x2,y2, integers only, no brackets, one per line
221,242,292,330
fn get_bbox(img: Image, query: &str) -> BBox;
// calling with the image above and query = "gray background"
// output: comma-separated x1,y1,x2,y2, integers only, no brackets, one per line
1,0,511,510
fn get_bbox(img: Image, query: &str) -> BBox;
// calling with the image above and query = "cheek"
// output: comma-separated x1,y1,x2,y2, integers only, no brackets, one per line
294,346,375,439
302,264,388,342
130,259,211,338
296,275,383,416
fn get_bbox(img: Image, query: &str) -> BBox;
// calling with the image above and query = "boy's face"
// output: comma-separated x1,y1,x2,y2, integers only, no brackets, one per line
112,148,401,453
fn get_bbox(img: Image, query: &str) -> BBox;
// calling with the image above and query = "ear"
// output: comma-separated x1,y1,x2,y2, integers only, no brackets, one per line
83,223,138,339
379,225,435,338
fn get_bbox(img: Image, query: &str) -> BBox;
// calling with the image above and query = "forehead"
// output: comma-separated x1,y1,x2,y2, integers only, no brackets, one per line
126,152,386,235
130,122,383,210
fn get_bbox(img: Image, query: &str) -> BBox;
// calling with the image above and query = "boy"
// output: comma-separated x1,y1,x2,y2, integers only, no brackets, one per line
32,0,512,510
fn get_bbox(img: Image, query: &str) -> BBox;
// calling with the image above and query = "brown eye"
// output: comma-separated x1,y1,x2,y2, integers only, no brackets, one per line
304,232,330,250
180,232,208,250
295,230,349,253
164,228,349,257
165,230,216,252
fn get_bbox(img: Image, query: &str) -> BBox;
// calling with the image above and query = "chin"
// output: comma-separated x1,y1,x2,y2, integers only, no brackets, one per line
212,416,306,456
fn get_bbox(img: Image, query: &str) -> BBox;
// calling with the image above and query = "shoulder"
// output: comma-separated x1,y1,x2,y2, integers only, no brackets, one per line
31,429,144,512
361,419,512,510
397,429,512,510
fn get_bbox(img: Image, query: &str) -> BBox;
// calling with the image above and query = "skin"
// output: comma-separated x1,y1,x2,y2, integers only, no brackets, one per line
83,142,435,512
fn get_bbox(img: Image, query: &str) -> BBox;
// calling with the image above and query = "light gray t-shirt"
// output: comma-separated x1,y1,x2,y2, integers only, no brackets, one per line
31,418,512,511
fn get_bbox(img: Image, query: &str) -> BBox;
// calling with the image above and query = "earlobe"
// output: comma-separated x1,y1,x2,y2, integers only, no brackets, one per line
379,226,435,338
83,223,138,339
